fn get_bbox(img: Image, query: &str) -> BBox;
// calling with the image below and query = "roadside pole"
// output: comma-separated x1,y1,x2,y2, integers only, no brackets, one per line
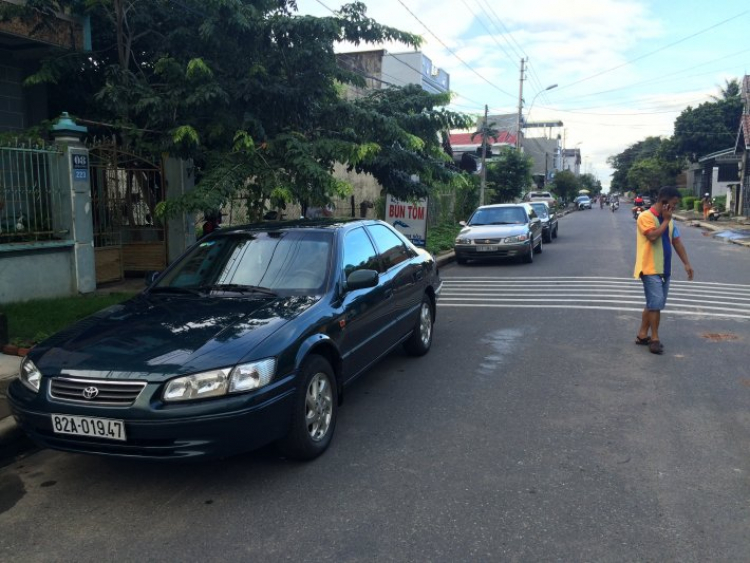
480,105,488,207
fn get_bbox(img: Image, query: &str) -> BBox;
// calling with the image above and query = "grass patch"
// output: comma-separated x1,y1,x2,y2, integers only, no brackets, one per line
1,293,136,348
426,222,462,255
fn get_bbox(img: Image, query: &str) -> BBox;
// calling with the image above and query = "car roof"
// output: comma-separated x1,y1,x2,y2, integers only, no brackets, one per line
215,218,382,236
477,203,528,209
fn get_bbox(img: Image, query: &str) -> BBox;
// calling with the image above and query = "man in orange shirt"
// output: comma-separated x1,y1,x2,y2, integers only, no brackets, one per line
634,186,694,355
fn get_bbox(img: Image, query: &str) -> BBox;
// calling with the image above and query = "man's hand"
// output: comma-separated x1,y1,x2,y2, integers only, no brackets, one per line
662,204,674,222
685,263,694,281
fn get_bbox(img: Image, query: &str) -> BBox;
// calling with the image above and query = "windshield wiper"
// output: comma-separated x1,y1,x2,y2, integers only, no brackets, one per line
200,283,278,297
489,221,517,225
149,286,203,296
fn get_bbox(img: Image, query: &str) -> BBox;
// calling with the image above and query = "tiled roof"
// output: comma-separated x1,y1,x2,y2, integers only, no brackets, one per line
449,131,516,146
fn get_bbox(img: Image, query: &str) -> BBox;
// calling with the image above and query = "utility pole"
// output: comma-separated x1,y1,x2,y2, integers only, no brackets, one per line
516,58,526,150
480,104,488,206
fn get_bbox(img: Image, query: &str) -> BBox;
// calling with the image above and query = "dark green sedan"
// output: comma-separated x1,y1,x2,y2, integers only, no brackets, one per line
8,220,441,461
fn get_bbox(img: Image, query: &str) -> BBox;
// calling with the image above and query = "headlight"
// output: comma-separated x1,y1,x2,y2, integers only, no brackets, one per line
504,234,529,243
163,358,276,402
228,358,276,393
455,237,472,244
19,357,41,393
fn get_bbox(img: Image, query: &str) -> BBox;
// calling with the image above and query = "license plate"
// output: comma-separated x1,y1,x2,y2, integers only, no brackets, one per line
476,245,498,252
51,414,127,441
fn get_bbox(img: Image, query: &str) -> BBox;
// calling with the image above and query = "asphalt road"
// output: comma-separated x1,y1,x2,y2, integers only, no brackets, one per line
2,207,750,562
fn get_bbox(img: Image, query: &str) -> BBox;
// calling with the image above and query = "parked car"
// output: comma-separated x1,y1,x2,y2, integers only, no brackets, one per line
454,203,543,264
8,220,441,461
574,195,592,210
529,201,559,243
524,190,557,208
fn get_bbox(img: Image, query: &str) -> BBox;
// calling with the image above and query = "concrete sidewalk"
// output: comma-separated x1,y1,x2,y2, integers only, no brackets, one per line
673,212,750,248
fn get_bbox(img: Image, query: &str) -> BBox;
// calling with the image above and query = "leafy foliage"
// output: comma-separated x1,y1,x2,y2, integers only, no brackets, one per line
549,170,579,202
627,158,674,198
485,147,533,203
8,1,471,217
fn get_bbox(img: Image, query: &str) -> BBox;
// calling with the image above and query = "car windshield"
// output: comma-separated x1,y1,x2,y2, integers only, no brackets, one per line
530,204,549,218
154,231,333,296
469,207,527,225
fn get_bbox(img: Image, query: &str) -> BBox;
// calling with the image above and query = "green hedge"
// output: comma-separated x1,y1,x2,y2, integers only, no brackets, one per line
713,195,727,210
694,200,702,212
683,196,696,210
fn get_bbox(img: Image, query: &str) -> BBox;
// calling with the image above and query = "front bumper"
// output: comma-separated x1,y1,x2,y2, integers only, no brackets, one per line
7,375,296,460
455,241,531,259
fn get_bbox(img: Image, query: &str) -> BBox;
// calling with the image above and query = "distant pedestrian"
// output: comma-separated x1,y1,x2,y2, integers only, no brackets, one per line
634,186,694,355
702,192,712,221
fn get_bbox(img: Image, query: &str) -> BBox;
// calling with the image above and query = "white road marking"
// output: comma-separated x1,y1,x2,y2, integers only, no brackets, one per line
439,276,750,320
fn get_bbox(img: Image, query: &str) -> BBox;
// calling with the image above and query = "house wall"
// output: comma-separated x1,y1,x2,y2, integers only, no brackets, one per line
0,244,76,303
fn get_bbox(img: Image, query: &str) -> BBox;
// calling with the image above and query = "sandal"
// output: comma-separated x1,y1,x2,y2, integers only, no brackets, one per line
635,335,651,345
649,340,664,355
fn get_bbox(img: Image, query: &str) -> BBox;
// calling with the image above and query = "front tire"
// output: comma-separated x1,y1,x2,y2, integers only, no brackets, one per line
552,225,558,239
278,355,337,461
404,295,434,356
534,236,543,254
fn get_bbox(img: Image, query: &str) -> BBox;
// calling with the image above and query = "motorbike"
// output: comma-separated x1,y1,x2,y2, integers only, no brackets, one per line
632,204,644,219
610,201,619,212
707,205,722,221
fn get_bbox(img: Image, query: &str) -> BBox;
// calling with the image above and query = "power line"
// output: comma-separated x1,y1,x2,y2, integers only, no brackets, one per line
395,0,516,99
553,48,750,104
557,9,750,91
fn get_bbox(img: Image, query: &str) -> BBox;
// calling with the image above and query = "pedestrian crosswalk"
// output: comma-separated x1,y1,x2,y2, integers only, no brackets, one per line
438,276,750,320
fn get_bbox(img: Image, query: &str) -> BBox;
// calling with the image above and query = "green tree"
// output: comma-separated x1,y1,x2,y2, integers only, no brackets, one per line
607,136,666,194
470,119,499,158
6,1,466,217
578,173,602,196
627,158,674,198
549,170,579,202
673,79,742,160
485,147,533,203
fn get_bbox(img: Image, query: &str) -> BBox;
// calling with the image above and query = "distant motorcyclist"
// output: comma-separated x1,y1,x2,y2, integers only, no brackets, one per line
634,194,644,207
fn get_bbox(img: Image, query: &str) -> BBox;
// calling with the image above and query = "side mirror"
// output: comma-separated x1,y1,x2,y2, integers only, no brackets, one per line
145,271,161,286
346,269,379,291
459,220,467,227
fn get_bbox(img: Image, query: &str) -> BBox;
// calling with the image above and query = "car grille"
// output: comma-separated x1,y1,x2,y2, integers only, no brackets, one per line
473,239,501,244
50,377,147,406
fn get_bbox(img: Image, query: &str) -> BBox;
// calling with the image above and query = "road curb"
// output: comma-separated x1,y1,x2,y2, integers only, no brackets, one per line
673,214,750,248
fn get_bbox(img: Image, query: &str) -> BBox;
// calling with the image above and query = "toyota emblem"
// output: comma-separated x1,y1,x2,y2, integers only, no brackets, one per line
82,386,99,400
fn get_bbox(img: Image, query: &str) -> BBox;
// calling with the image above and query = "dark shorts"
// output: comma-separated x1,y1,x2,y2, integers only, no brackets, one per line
641,274,670,311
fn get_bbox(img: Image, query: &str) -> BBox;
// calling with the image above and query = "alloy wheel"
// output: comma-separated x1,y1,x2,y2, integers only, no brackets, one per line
305,373,333,441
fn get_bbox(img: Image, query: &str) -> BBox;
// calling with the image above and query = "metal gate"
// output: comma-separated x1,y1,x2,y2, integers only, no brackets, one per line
89,141,166,283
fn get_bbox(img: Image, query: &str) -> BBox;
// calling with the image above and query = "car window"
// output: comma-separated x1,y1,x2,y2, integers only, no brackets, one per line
367,224,412,271
527,207,537,219
530,204,548,218
342,227,379,277
469,207,527,225
157,231,332,295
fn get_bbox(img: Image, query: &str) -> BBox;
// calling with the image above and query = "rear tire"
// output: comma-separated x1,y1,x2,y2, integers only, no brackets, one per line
404,295,434,356
552,226,558,239
278,355,337,461
534,236,543,254
543,230,552,243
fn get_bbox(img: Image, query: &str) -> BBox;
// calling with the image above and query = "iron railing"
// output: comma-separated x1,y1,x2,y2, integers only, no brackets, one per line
0,143,65,244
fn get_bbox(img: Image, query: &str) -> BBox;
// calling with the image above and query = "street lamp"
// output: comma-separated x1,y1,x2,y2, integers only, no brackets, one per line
526,84,558,125
519,84,557,151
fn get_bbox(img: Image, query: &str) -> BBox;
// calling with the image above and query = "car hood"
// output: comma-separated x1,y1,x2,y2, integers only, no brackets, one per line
30,294,319,379
461,224,528,239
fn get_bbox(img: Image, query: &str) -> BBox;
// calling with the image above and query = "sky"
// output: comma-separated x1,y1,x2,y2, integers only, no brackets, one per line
297,0,750,190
